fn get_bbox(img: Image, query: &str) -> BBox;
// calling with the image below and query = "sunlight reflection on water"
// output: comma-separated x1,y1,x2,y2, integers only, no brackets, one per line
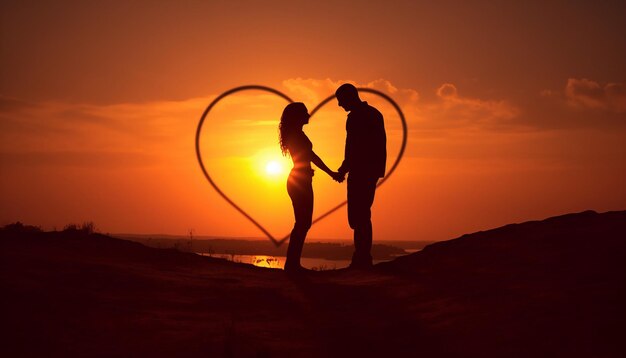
197,253,354,270
250,255,281,268
196,253,398,270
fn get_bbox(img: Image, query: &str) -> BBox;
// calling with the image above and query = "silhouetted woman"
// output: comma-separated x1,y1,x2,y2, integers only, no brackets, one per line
279,102,341,273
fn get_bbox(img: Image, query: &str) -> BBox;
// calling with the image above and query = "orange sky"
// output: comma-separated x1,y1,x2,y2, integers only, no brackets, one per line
1,1,625,242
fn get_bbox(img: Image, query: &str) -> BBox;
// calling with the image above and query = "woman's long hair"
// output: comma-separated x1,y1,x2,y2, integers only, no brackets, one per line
279,102,306,156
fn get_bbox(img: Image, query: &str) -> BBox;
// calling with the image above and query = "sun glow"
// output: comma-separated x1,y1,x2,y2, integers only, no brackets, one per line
265,160,283,176
253,148,291,181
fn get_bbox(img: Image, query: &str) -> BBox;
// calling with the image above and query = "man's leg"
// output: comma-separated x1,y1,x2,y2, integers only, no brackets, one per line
347,176,378,267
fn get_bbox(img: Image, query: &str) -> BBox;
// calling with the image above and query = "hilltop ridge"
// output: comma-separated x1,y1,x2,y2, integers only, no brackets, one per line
1,210,625,357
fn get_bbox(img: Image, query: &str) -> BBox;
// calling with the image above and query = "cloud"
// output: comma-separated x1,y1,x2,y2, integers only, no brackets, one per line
437,83,458,98
0,96,211,171
0,77,531,173
281,77,525,135
363,79,420,105
426,83,521,130
281,78,419,108
282,78,342,104
0,150,158,169
565,78,626,113
0,96,207,140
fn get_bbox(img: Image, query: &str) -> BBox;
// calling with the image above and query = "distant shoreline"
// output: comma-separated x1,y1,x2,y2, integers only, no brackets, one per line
114,235,436,261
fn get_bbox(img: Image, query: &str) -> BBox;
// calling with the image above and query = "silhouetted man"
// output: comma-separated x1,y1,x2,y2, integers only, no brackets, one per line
336,84,386,269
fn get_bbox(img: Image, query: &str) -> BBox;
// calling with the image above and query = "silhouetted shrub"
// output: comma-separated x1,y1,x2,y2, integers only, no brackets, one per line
1,222,42,233
62,222,96,235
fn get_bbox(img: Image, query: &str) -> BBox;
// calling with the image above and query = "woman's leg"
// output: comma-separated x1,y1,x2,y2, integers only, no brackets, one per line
285,177,313,270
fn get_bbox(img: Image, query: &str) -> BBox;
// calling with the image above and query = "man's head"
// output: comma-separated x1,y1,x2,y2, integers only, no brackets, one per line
336,83,361,112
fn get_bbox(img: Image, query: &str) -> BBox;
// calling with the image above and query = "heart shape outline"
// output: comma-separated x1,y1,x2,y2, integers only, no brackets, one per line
195,85,407,247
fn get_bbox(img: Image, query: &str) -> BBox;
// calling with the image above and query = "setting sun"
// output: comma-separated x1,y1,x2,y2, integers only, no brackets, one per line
251,148,291,182
265,160,283,176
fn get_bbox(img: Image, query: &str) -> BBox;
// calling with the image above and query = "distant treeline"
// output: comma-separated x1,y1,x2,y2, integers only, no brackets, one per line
116,236,417,261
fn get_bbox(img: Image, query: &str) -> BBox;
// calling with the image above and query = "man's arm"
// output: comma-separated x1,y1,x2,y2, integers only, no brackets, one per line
337,118,351,176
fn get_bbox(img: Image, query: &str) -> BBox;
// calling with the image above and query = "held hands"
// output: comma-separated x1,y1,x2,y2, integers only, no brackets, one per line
330,171,345,183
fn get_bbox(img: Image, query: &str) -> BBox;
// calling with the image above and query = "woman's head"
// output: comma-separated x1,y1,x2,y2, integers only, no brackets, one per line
279,102,309,155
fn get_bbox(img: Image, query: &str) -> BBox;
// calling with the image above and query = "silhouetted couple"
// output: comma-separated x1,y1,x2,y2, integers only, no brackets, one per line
279,84,386,273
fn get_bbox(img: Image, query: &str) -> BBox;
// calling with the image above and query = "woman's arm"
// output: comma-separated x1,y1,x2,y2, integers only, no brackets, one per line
312,151,344,182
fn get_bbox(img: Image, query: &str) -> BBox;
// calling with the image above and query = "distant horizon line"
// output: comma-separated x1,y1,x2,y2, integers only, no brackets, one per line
112,233,435,243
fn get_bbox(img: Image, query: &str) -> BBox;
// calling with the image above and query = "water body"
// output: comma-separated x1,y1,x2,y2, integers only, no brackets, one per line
197,250,420,270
